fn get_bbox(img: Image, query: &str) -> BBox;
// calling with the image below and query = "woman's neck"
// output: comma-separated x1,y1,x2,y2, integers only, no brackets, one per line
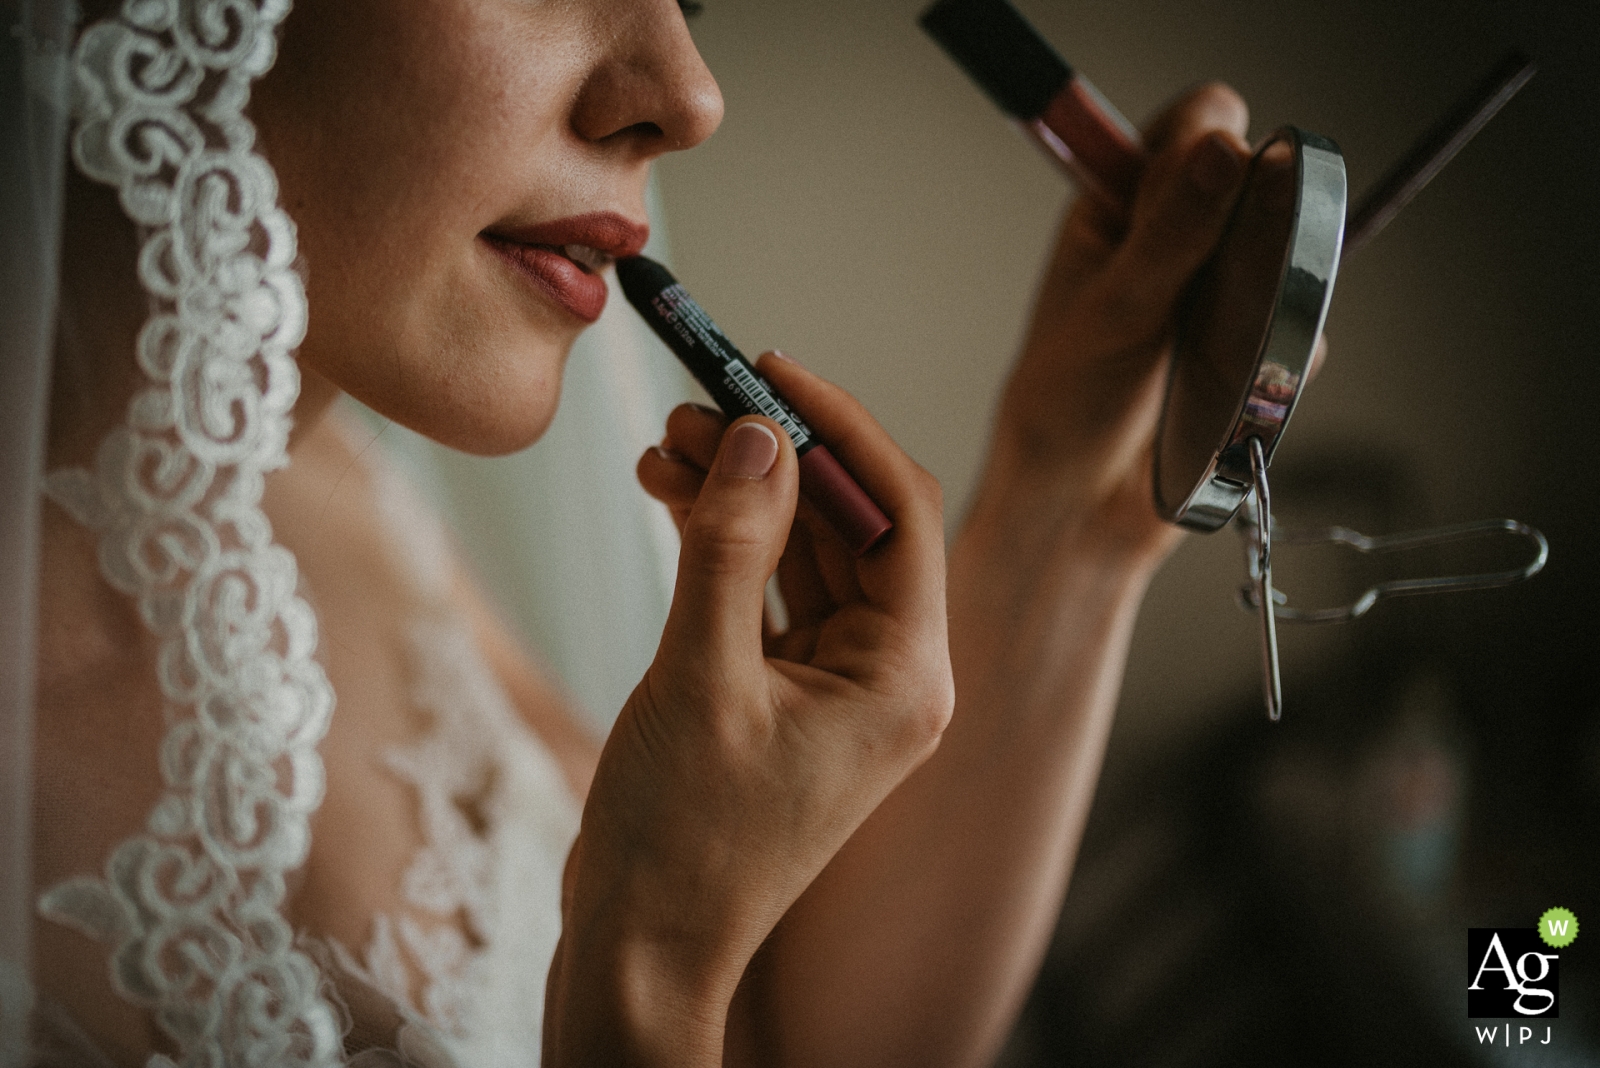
290,364,344,449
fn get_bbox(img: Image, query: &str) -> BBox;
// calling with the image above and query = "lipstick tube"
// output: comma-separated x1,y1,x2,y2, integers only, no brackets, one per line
921,0,1144,207
616,256,893,556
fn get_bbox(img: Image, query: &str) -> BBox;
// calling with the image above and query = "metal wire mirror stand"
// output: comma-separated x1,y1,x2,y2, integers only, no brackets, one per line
1231,435,1548,721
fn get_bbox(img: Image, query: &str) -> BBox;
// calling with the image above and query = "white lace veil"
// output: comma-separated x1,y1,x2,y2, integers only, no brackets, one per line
8,0,346,1063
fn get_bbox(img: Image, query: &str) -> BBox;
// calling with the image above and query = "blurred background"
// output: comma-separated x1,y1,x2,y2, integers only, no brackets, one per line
648,0,1599,1064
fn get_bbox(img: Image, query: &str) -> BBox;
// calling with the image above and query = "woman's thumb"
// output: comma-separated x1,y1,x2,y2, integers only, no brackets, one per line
659,417,797,670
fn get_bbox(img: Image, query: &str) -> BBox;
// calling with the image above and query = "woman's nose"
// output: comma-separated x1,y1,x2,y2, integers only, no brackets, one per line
570,5,725,158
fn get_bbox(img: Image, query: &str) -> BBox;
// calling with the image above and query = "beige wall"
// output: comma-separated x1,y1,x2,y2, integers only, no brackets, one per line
655,0,1599,753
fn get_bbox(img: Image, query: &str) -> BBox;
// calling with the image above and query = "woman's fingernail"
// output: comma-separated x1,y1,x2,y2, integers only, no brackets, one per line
650,445,688,463
688,402,722,418
720,422,779,479
771,349,798,364
1190,132,1243,195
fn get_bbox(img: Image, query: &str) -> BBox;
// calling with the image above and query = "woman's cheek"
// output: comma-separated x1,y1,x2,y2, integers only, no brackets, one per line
296,242,580,457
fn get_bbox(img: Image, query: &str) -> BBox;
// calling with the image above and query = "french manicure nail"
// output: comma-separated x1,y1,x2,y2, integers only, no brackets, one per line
720,422,779,480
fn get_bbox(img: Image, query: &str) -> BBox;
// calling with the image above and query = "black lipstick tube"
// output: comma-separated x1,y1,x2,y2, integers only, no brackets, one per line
616,256,892,556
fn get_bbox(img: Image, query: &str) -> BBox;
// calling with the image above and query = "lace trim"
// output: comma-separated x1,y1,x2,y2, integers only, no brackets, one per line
38,1,342,1066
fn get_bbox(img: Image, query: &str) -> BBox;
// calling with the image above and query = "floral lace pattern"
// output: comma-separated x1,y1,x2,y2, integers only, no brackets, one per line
37,1,342,1066
324,446,579,1068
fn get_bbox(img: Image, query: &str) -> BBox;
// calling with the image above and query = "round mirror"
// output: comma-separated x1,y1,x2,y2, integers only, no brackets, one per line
1153,127,1347,531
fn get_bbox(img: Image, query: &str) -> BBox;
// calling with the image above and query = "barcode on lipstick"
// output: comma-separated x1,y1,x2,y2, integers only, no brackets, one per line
654,283,813,449
723,360,811,448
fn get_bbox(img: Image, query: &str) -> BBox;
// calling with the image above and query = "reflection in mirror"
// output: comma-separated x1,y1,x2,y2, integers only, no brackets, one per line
1158,138,1297,518
1153,129,1345,531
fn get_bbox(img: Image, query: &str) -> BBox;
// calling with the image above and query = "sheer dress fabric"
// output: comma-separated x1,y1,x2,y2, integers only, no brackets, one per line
6,1,585,1064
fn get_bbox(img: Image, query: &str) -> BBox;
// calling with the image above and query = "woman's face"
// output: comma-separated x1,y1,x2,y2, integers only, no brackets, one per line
252,0,722,454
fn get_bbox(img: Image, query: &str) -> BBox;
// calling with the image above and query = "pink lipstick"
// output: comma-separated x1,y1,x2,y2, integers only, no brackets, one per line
921,0,1144,207
616,257,893,556
482,212,650,323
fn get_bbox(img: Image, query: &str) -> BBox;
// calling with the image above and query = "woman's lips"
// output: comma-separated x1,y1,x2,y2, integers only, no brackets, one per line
485,238,611,322
482,213,650,324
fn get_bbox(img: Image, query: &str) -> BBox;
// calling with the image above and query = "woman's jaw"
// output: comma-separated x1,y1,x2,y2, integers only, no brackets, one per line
287,213,648,459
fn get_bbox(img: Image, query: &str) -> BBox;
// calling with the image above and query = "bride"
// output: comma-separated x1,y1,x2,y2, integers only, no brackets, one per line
8,0,1255,1063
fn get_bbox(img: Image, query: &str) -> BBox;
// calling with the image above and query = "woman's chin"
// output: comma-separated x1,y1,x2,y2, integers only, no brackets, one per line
298,355,567,458
388,387,563,457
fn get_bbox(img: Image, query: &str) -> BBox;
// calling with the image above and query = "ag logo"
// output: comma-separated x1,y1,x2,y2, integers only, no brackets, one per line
1468,929,1558,1018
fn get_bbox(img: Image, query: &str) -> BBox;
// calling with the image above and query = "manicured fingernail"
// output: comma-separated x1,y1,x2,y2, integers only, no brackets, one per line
720,422,779,479
1190,132,1243,195
688,402,722,418
651,445,688,463
771,350,799,365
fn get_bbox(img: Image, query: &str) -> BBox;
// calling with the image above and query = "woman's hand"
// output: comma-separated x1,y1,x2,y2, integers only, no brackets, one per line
983,82,1253,570
591,86,1283,1068
545,355,953,1067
